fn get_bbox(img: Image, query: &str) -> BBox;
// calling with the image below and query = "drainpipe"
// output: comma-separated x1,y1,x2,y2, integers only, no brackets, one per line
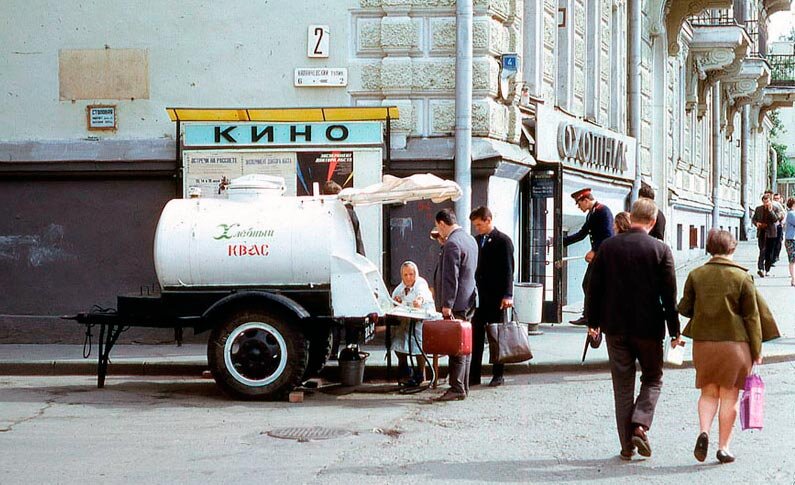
454,0,473,228
741,106,750,240
711,82,721,229
628,0,642,204
770,146,778,191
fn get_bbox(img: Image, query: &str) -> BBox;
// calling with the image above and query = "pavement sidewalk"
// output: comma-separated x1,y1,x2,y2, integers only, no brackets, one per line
1,241,793,382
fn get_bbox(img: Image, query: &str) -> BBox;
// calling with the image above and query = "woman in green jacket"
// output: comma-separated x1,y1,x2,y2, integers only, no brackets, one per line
678,229,779,465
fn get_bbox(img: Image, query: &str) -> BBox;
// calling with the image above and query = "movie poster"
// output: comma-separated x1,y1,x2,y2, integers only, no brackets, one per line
295,151,354,196
241,152,297,195
183,151,243,198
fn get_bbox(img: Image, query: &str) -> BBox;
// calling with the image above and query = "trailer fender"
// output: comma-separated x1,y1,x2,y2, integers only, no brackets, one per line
198,291,311,333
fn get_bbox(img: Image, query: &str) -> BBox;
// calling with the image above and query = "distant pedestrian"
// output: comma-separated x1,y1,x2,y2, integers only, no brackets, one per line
752,194,778,277
468,206,514,387
785,198,795,286
639,182,666,240
772,193,786,264
564,188,614,325
432,208,478,401
586,198,681,461
613,211,631,234
678,229,780,464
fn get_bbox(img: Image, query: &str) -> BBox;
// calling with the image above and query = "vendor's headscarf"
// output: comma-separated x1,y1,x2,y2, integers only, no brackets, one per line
400,260,419,274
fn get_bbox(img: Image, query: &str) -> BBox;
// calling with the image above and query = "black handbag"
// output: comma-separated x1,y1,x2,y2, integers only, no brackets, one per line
486,309,533,364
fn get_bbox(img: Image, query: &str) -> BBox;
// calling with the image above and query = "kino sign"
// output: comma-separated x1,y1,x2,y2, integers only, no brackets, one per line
182,121,383,147
557,122,628,172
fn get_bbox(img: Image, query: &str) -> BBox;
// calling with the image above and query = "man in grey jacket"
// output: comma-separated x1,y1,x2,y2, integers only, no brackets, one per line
433,208,479,401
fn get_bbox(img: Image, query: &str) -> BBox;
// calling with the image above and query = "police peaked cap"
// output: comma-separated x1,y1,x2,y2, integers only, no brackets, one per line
571,188,592,201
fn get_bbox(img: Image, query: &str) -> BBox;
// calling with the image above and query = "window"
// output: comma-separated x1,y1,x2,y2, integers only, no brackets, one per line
689,225,698,249
677,224,683,251
700,225,706,249
585,0,601,121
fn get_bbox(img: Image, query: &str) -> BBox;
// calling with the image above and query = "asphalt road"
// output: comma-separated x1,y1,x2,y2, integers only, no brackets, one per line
1,362,794,484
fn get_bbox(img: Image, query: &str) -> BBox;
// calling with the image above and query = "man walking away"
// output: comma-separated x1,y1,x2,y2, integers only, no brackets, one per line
752,194,779,277
563,188,614,325
468,206,514,387
433,208,479,401
586,198,682,461
639,182,666,241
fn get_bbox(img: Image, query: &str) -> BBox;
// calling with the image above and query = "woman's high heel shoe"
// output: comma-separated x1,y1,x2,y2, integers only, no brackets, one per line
694,432,708,462
716,449,735,464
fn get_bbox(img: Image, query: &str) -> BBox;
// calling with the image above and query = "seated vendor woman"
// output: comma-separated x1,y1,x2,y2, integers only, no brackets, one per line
391,261,437,386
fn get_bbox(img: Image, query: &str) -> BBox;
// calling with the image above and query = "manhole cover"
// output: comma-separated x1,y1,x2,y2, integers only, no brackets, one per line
266,426,352,441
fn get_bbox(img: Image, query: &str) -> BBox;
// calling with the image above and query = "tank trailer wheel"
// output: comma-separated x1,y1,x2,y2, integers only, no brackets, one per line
208,311,307,400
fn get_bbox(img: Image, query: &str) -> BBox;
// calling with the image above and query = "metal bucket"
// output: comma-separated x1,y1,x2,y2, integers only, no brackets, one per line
339,351,369,386
514,282,543,324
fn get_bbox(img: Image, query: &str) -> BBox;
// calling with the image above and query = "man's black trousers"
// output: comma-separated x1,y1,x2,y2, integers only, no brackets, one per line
470,306,504,385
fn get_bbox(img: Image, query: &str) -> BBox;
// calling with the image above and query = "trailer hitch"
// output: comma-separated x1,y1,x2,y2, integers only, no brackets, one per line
60,309,127,389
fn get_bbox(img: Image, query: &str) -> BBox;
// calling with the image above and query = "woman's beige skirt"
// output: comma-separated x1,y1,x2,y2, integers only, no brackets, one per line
693,340,752,389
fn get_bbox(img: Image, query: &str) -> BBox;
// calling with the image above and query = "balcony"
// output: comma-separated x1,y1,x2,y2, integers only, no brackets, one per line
652,0,735,55
685,9,750,116
768,55,795,86
689,8,737,27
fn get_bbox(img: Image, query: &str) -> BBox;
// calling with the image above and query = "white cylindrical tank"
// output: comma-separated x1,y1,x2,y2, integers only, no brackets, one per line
513,282,543,325
154,176,356,289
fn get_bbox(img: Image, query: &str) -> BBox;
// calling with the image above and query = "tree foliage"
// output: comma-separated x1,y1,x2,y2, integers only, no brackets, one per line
769,110,793,178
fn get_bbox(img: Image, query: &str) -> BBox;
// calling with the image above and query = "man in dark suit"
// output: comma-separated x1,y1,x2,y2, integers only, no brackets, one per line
752,193,779,277
433,208,479,401
563,188,614,325
468,206,514,387
639,182,666,241
586,198,683,461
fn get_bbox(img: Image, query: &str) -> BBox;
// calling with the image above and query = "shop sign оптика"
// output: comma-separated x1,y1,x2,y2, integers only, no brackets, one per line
535,105,636,181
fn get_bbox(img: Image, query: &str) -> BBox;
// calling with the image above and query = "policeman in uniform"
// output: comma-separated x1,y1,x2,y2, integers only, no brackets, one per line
564,188,614,325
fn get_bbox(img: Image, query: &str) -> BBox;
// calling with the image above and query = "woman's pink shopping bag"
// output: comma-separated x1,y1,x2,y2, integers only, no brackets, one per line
739,373,765,430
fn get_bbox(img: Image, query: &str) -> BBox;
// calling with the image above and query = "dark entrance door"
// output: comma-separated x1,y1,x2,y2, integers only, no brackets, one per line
519,163,563,323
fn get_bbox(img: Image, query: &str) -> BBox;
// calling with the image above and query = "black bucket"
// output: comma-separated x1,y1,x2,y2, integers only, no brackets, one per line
338,347,370,386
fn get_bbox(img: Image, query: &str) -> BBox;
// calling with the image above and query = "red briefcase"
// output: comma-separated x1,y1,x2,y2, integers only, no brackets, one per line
422,319,472,356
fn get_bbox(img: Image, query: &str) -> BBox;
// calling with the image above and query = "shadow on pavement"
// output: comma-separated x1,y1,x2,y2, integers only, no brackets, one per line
322,457,705,482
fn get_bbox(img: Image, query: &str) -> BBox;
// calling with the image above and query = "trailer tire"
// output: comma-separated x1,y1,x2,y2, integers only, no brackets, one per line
208,310,307,400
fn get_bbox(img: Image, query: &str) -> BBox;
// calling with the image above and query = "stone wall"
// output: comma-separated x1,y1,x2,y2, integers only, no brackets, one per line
351,0,522,147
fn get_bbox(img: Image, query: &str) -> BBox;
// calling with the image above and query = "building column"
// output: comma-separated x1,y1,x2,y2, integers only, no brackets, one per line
740,104,751,240
628,0,642,202
711,82,721,229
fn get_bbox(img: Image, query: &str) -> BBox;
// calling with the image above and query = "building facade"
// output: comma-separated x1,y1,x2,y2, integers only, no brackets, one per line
1,0,794,335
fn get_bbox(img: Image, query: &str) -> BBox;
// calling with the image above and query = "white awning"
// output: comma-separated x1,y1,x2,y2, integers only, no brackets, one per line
338,173,462,206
